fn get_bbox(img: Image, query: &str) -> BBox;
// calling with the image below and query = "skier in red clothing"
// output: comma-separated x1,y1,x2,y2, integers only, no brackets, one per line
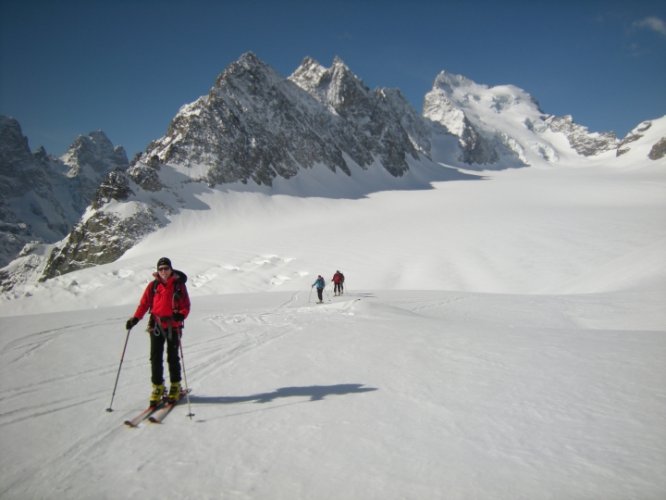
125,257,191,405
332,270,345,296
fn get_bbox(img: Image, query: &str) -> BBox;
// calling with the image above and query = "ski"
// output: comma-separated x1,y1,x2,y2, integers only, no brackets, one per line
148,389,191,424
124,401,165,427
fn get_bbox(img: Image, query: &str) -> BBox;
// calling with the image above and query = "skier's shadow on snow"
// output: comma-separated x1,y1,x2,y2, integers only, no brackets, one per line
188,383,378,405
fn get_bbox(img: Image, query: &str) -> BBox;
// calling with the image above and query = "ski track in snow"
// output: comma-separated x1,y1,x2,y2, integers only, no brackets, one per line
0,291,665,499
0,294,379,498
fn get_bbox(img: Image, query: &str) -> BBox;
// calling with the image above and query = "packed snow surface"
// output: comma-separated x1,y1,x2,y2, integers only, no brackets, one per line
1,161,665,499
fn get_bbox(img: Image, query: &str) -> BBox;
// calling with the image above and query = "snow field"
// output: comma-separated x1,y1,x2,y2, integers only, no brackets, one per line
0,161,665,499
1,289,664,499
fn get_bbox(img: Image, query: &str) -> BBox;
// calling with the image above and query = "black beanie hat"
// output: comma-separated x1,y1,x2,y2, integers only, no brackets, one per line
157,257,172,269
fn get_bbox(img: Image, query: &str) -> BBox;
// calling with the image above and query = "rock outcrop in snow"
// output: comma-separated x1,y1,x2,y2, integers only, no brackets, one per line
616,119,666,161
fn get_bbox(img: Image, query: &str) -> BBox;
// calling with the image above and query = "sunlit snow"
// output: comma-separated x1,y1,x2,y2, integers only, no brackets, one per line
1,149,665,499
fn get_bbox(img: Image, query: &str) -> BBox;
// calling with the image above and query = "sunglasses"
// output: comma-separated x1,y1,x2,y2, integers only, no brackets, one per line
158,266,171,271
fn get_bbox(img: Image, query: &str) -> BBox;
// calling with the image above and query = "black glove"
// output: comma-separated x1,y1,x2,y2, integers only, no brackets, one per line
126,317,139,330
172,312,185,322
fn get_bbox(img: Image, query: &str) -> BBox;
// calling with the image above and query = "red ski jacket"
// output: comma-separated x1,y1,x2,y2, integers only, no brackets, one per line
133,272,190,329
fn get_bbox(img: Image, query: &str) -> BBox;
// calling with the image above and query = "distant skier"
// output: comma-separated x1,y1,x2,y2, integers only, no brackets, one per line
312,275,325,303
125,257,191,406
332,270,345,296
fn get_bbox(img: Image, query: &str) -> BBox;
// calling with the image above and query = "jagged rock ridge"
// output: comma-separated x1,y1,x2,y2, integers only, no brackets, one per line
0,116,127,272
142,53,429,186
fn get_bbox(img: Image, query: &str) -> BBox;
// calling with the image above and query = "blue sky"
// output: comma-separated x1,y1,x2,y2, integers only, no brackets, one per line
1,0,665,158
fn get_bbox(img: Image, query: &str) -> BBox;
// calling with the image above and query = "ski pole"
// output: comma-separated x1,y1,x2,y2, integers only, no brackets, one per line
308,287,313,303
178,335,195,419
106,327,132,412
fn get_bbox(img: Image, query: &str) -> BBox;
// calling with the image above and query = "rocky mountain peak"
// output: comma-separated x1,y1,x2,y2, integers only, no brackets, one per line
142,53,425,189
214,51,282,91
326,57,370,111
236,50,265,69
0,115,128,273
0,116,34,169
289,55,370,112
60,130,128,177
289,57,329,97
432,70,477,94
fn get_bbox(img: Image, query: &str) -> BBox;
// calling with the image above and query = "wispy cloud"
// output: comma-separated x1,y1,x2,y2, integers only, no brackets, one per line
633,16,666,37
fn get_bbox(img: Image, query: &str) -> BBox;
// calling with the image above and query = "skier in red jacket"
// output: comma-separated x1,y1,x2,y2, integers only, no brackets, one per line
126,257,191,406
332,270,345,296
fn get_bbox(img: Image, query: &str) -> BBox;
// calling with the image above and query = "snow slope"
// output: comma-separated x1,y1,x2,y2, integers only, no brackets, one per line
0,160,665,499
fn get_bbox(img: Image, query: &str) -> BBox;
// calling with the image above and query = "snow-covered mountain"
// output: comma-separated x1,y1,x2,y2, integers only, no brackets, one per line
142,53,428,185
0,116,127,275
30,53,444,283
424,70,620,167
1,53,665,291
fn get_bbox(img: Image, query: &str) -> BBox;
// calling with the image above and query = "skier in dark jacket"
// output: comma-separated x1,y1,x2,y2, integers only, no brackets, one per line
125,257,191,406
312,275,325,303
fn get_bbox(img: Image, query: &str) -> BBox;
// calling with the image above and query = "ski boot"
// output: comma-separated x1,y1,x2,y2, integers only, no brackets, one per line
149,384,165,406
167,382,181,403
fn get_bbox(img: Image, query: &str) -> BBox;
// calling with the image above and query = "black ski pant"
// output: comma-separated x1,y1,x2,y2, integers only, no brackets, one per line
150,325,182,386
316,288,323,302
